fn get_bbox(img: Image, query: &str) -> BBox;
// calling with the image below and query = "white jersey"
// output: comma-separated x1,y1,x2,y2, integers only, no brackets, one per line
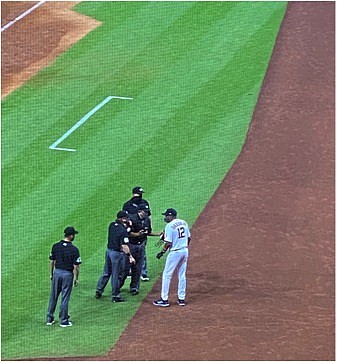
164,218,190,251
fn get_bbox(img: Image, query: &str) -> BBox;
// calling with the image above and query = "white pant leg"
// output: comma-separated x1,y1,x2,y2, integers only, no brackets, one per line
177,249,188,300
161,251,180,301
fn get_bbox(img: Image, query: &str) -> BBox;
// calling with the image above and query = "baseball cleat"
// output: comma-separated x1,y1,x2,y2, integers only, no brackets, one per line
176,299,186,306
46,318,55,326
153,298,169,307
60,321,73,327
141,275,150,281
112,296,127,303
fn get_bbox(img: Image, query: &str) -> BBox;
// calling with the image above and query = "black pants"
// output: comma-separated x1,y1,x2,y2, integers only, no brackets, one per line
120,243,145,292
47,268,73,323
96,249,124,297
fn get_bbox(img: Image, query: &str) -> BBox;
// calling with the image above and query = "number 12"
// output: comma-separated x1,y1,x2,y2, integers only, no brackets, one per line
178,227,185,238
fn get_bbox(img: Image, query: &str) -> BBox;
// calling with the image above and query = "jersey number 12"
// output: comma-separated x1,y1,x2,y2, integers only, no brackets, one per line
178,227,185,238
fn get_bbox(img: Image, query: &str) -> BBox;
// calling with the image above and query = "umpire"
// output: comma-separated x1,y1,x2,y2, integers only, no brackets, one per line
46,226,81,327
122,186,151,280
122,186,151,216
120,205,161,295
95,210,135,302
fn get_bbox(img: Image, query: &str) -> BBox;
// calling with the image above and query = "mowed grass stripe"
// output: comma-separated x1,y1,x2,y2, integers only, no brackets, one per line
1,2,194,168
2,3,281,278
2,4,197,216
1,2,245,218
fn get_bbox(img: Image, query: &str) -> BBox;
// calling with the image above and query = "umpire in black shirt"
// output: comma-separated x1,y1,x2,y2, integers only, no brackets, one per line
122,186,151,280
122,186,151,216
120,205,161,295
96,210,135,302
46,226,81,327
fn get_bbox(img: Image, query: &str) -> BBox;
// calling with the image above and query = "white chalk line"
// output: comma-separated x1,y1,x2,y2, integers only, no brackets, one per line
49,96,133,152
1,1,46,32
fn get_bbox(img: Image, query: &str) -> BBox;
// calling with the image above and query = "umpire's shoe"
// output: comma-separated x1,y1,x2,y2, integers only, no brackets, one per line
95,291,102,299
46,317,55,326
153,298,169,307
60,321,73,327
112,296,126,303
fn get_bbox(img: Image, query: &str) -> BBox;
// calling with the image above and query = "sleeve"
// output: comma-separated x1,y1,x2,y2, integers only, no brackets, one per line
122,227,130,245
49,244,56,260
186,224,191,238
145,218,152,233
122,201,128,211
164,225,173,243
74,247,82,265
145,200,151,216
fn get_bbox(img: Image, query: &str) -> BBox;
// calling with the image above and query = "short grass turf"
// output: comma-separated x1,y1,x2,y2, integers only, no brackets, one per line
1,2,286,359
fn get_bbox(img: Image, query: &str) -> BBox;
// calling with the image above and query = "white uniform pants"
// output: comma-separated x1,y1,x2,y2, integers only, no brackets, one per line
161,248,188,301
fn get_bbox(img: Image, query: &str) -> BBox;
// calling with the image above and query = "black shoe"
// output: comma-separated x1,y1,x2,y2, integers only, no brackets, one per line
46,317,55,326
112,296,126,303
176,299,186,306
95,291,102,299
130,289,139,295
153,298,169,307
60,320,73,327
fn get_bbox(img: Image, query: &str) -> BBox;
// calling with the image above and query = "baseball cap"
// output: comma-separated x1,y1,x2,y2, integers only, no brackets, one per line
162,208,177,217
132,186,144,194
138,204,150,212
64,226,79,236
117,210,129,219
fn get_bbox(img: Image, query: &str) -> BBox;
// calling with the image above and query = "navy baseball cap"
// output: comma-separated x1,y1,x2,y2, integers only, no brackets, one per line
117,210,129,219
132,186,144,194
162,208,177,217
138,204,150,212
64,226,79,236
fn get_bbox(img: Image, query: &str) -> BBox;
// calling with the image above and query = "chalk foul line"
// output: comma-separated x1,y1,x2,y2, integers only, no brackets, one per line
49,96,133,152
1,1,46,32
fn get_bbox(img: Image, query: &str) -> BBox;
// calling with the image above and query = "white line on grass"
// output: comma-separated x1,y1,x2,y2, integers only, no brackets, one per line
1,1,46,32
49,96,133,152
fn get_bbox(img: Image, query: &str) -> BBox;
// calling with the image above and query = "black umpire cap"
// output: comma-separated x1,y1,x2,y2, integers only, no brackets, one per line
117,210,129,219
138,204,150,212
64,226,79,236
132,186,144,194
162,208,177,217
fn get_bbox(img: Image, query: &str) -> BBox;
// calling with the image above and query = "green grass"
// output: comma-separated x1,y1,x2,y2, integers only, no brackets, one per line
2,1,286,359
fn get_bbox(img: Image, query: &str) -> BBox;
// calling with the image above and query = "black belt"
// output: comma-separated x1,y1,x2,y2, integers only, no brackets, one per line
129,241,145,245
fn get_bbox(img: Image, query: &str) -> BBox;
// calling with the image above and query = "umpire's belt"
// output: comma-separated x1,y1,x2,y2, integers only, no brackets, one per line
129,240,145,245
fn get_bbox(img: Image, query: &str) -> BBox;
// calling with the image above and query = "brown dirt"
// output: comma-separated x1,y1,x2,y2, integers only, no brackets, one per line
3,1,334,361
1,1,100,99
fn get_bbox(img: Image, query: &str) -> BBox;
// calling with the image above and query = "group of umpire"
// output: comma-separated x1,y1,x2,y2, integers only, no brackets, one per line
95,186,162,301
46,186,161,327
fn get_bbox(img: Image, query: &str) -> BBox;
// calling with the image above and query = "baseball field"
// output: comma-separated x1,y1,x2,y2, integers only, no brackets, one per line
2,1,334,361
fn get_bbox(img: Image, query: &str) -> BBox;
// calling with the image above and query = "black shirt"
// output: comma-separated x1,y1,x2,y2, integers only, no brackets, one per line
123,196,151,216
108,220,129,251
49,240,81,272
129,213,152,244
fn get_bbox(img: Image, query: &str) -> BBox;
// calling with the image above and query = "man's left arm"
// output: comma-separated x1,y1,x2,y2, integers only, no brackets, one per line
50,260,55,280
